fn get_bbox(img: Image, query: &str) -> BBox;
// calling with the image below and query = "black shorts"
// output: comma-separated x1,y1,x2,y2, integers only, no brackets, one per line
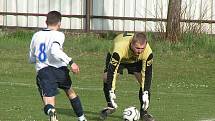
36,66,72,97
104,53,142,74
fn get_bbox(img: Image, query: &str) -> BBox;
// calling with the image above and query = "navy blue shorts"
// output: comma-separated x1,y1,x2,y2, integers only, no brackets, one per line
36,66,72,97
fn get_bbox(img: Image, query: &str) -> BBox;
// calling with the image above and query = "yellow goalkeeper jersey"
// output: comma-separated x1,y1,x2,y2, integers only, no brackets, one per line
110,33,152,64
108,32,153,91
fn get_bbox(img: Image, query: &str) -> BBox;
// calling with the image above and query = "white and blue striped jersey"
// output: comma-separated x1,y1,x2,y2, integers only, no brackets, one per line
29,29,72,72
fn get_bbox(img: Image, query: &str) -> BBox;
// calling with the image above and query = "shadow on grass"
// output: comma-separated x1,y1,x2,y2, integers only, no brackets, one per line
56,108,122,121
56,107,75,117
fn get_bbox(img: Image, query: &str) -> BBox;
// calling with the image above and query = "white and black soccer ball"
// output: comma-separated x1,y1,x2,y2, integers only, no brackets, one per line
122,106,140,121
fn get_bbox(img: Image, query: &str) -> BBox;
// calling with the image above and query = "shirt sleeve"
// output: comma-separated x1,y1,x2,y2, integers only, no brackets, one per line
106,52,121,91
106,34,128,91
29,35,36,64
141,53,153,91
50,33,72,65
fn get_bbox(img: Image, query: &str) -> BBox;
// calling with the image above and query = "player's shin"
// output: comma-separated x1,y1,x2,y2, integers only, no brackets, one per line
70,96,87,120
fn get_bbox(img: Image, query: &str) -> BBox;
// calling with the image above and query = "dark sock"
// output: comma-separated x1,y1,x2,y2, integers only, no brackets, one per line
44,104,54,115
70,96,84,117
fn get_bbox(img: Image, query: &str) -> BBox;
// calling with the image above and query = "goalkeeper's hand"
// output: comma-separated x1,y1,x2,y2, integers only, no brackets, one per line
142,91,149,111
109,90,118,109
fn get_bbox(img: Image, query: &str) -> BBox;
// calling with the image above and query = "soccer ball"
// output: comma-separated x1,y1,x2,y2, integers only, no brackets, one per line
123,106,140,121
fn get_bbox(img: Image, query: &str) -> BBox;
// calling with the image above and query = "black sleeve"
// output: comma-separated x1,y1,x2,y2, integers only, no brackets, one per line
106,52,120,90
144,53,153,91
105,52,112,72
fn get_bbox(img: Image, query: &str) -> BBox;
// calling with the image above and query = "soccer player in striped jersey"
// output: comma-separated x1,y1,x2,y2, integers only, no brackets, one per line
100,32,155,121
29,11,87,121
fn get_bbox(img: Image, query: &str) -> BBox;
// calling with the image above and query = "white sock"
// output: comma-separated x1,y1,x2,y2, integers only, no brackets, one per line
78,114,86,121
47,109,52,115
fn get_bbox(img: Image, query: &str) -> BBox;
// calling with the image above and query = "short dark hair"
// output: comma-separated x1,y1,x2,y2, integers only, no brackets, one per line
132,33,147,44
46,11,62,26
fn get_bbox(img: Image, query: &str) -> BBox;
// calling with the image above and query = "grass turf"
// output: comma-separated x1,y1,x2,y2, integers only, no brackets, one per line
0,31,214,121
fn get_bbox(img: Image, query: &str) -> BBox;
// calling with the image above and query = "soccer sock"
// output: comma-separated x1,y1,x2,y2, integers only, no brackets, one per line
78,114,86,120
70,96,84,117
103,83,111,103
44,104,54,115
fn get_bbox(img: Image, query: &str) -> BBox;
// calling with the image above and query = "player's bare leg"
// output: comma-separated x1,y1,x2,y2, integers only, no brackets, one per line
65,88,77,99
134,72,155,121
43,97,58,121
64,88,87,121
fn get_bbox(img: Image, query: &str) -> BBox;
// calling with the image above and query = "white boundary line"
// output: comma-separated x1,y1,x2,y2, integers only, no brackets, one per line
0,81,213,96
0,82,34,87
1,82,215,121
199,119,215,121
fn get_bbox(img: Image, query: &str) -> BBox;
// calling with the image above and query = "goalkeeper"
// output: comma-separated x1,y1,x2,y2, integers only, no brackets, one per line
100,32,155,121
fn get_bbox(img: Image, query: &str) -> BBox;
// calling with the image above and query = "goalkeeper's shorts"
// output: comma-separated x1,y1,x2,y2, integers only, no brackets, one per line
104,53,142,74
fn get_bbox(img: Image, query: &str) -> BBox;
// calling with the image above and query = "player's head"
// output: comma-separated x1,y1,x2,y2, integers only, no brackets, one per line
130,33,147,56
46,11,62,30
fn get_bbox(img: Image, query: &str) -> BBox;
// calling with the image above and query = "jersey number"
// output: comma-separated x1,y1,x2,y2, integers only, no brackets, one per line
38,43,47,62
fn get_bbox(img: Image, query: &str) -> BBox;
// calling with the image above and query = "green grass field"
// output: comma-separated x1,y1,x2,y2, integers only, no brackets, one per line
0,31,215,121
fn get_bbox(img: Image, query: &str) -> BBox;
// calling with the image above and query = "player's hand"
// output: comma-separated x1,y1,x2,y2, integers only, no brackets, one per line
70,63,80,74
109,90,118,108
142,91,149,111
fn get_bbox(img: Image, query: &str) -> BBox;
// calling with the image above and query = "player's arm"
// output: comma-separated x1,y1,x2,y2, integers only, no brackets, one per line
106,52,121,91
50,33,79,73
141,53,153,110
50,41,72,64
51,42,79,73
143,53,153,92
29,36,36,64
105,52,121,108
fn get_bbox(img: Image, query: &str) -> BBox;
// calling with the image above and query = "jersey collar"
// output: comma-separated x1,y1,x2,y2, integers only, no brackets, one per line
42,28,51,31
